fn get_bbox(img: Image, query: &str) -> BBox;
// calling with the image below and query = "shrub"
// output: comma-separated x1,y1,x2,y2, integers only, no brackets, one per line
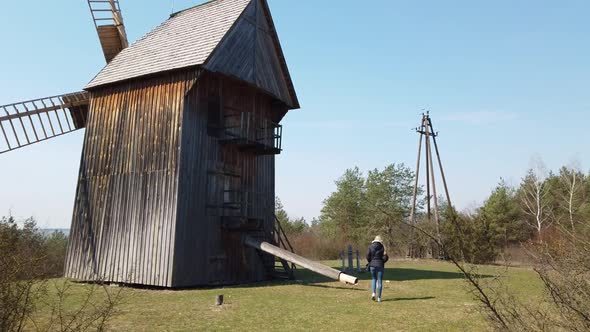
0,215,122,332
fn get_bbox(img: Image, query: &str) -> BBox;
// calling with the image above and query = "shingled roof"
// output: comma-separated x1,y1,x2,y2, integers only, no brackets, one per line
86,0,250,89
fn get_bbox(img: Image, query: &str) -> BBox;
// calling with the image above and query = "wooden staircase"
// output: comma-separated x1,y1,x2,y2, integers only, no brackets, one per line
273,215,295,280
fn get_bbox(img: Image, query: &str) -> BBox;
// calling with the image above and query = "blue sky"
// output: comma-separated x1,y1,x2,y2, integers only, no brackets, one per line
0,0,588,228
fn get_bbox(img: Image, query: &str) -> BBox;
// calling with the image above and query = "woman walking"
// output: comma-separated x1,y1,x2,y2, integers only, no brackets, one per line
366,235,388,302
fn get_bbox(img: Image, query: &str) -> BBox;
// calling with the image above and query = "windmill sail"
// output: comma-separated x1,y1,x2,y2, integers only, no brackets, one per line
88,0,129,63
0,92,89,154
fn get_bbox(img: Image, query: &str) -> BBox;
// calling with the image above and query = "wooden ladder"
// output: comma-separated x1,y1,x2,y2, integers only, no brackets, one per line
87,0,129,63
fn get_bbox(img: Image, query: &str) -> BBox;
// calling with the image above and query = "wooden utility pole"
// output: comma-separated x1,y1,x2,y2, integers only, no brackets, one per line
409,112,452,257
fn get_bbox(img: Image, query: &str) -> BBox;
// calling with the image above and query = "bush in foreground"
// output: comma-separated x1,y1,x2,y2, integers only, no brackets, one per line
0,215,123,332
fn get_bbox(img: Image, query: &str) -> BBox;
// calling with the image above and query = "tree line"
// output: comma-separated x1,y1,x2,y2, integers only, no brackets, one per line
277,162,590,263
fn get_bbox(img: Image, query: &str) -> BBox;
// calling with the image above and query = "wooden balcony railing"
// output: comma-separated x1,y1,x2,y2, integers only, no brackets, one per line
220,112,282,155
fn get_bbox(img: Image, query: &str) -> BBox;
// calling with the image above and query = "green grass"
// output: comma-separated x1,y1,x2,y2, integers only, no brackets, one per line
31,260,543,331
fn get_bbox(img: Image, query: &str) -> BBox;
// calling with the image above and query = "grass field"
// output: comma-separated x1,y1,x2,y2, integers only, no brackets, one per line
31,260,543,331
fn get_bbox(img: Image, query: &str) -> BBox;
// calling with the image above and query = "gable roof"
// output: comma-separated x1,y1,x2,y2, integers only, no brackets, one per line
86,0,250,89
204,0,299,108
86,0,299,109
258,0,299,109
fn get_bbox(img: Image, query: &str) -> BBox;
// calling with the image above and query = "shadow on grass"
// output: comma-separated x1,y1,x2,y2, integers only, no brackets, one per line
356,268,490,281
82,265,493,291
292,267,493,284
381,296,435,302
297,283,366,291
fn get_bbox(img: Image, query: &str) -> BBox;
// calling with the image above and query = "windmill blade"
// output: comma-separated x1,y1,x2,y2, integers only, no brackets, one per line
0,92,89,154
88,0,129,63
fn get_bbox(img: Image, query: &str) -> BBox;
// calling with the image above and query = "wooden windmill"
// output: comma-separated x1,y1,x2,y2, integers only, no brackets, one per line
0,0,326,288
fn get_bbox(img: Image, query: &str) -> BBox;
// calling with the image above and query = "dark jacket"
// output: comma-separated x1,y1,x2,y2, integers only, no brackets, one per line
366,242,388,268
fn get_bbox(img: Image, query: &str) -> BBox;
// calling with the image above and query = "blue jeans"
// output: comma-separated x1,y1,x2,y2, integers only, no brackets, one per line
370,266,384,298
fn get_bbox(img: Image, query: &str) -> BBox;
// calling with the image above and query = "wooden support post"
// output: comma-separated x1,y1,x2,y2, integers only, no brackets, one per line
408,112,453,259
424,115,431,223
347,244,353,272
409,126,423,223
428,117,452,208
426,122,440,234
244,237,358,284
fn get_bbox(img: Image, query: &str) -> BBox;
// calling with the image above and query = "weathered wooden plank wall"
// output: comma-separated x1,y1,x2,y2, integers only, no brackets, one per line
218,76,272,284
66,70,285,287
171,71,212,287
172,73,278,286
65,70,198,287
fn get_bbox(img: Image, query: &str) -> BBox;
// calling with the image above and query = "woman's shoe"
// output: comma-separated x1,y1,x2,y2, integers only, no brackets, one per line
377,298,382,303
371,293,376,301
